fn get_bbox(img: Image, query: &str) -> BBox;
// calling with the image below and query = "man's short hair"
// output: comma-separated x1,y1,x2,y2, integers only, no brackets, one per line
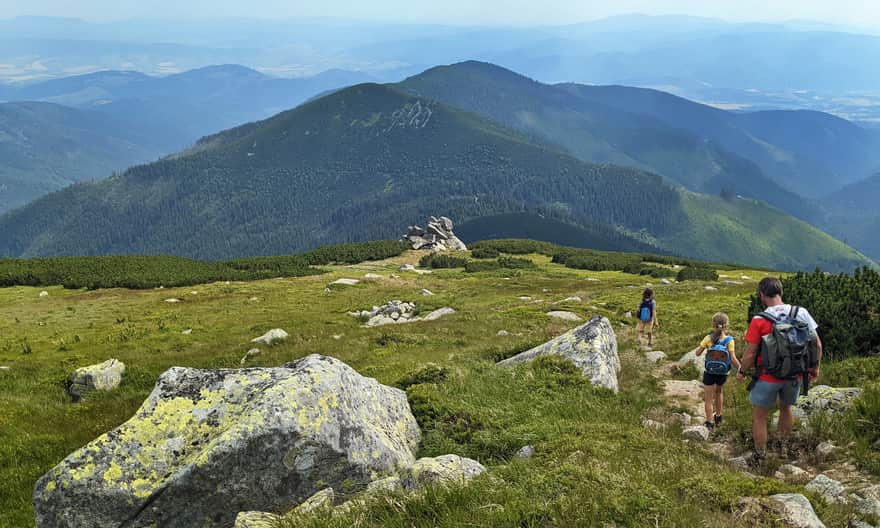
758,277,783,298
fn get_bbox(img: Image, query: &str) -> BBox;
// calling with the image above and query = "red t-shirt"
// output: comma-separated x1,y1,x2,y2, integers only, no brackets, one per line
744,304,818,383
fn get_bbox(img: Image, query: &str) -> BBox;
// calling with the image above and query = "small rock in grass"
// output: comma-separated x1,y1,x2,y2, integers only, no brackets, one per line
68,359,125,401
400,455,485,490
558,296,582,303
234,511,280,528
660,278,672,285
248,297,258,302
0,366,9,370
645,351,667,363
181,329,193,335
769,493,825,528
805,474,847,504
497,330,510,336
39,291,49,298
191,291,199,295
729,455,751,470
815,441,838,463
364,273,383,280
546,311,582,322
704,286,718,291
331,335,343,340
293,488,334,514
775,464,811,483
420,289,434,296
164,298,181,303
516,445,535,459
518,296,532,301
331,278,360,286
422,307,456,321
642,419,666,430
240,348,261,365
672,412,692,426
682,425,710,442
365,476,402,495
251,328,289,345
586,278,600,282
623,311,633,318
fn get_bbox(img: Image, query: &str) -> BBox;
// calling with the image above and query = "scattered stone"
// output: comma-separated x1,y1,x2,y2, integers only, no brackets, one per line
546,311,583,322
164,298,181,303
34,355,421,528
851,488,880,518
39,291,49,298
331,335,343,340
400,455,485,491
498,316,620,392
623,311,633,318
515,445,536,459
769,493,826,528
364,273,383,280
181,329,193,335
422,307,456,321
191,291,199,295
234,511,281,528
68,359,125,401
330,278,360,286
642,419,666,430
420,289,434,296
557,296,582,303
660,278,672,285
497,330,510,337
729,455,751,470
682,425,710,442
806,475,847,504
794,385,862,421
704,286,718,291
0,366,10,370
775,464,811,483
723,280,744,286
251,328,289,345
815,441,838,463
586,278,600,282
741,275,752,280
248,297,259,302
518,296,532,301
293,488,335,515
848,521,873,528
401,216,467,251
240,348,261,365
678,348,707,374
671,412,693,426
645,351,668,363
399,264,432,275
366,476,403,495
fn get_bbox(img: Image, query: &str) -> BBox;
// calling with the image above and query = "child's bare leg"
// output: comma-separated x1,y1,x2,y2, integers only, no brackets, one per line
714,386,724,417
703,385,714,423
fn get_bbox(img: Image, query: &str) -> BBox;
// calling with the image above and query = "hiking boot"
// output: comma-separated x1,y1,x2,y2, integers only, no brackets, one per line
747,449,766,468
773,439,791,459
714,415,723,426
703,421,715,430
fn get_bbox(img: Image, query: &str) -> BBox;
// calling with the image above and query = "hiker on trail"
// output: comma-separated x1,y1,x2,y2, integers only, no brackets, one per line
637,288,658,347
695,312,741,430
737,277,822,466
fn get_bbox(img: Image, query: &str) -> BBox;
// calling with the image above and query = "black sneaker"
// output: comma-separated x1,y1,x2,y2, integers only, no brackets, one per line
747,449,766,468
714,415,723,426
704,421,715,430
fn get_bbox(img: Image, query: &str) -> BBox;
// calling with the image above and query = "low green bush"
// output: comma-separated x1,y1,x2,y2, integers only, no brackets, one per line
464,260,501,273
676,266,720,282
469,247,500,259
419,253,469,269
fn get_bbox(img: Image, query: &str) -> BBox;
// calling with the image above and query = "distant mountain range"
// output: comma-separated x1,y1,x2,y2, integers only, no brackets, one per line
0,65,375,213
0,82,871,272
0,101,170,213
824,173,880,260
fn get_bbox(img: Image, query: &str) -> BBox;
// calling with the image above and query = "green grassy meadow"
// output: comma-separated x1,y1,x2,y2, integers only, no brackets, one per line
0,252,869,527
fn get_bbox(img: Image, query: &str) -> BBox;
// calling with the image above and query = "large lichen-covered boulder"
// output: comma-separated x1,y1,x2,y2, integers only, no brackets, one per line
496,316,620,392
68,359,125,400
34,354,421,528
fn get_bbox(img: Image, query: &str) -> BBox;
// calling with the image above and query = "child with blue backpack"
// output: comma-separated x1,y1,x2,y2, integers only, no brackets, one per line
695,312,741,429
637,288,658,347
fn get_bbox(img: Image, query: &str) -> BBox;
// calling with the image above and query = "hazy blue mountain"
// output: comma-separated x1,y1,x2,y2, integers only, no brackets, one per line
0,83,871,272
824,173,880,259
0,101,168,213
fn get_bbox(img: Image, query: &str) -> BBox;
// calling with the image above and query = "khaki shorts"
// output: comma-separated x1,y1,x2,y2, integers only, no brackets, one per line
637,320,654,334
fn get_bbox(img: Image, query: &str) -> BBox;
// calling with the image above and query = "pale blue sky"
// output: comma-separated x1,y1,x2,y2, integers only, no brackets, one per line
5,0,880,28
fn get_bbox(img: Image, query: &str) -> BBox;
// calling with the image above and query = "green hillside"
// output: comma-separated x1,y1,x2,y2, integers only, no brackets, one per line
0,83,872,272
0,102,170,213
1,249,875,527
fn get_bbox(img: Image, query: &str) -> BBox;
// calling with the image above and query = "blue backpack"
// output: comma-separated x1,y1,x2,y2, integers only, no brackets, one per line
705,335,734,375
638,299,654,322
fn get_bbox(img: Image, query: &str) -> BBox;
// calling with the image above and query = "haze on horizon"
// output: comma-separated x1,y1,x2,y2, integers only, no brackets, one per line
5,0,880,29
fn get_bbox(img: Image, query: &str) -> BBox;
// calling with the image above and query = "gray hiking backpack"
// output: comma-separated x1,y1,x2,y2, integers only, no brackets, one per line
755,306,820,395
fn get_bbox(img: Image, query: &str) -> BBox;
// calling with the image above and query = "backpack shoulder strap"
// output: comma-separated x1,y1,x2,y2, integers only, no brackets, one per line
721,335,734,346
756,312,778,324
790,305,800,321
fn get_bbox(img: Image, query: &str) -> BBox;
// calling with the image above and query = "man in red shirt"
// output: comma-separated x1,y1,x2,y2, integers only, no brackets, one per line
737,277,823,466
